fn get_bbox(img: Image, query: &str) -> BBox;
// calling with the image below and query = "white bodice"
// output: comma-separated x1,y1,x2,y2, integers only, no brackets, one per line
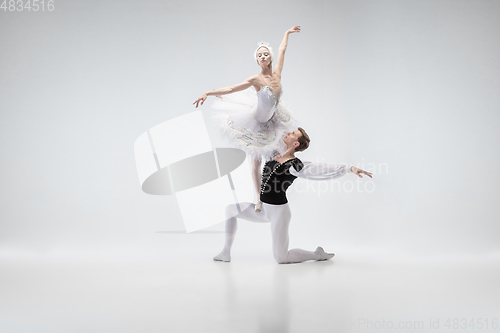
254,85,282,123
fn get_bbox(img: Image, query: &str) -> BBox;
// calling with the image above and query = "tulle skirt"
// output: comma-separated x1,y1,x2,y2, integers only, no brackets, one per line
210,88,297,161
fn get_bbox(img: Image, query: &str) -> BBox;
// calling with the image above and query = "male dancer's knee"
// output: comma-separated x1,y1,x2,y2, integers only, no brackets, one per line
273,251,289,264
225,204,239,219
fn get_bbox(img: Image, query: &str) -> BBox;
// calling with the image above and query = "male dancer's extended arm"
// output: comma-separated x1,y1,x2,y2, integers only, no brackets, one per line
289,162,372,179
289,162,352,180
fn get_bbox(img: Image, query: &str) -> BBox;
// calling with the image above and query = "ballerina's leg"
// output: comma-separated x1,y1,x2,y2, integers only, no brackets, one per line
251,157,263,212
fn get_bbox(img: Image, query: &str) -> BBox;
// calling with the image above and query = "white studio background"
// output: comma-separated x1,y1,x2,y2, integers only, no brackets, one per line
0,0,499,259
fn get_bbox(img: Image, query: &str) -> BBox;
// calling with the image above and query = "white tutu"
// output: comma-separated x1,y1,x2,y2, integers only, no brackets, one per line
210,85,297,161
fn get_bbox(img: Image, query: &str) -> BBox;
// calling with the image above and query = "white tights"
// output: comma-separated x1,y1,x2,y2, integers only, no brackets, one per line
213,202,334,264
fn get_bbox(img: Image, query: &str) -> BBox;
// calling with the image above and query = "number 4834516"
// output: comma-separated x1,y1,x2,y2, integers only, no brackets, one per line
445,318,498,330
1,0,55,11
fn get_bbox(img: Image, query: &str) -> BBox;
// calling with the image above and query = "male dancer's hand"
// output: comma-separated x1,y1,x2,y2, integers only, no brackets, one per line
351,166,373,178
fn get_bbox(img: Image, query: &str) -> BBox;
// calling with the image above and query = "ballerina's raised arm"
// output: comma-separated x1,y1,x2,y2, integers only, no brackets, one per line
273,25,301,76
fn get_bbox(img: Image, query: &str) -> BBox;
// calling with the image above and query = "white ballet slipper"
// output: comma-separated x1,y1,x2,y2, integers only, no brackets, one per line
213,252,231,262
315,246,335,261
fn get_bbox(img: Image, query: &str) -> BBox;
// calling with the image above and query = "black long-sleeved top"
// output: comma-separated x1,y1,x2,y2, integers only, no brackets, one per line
260,157,353,205
260,158,304,205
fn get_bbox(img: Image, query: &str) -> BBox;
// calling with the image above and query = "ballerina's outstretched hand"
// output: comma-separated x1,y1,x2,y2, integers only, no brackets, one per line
193,93,208,108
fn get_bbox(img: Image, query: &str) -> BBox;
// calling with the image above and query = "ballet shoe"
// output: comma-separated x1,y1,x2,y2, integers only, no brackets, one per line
255,201,263,213
213,252,231,262
315,246,335,261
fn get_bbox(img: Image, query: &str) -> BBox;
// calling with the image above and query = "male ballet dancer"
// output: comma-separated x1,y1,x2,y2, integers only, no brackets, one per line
213,127,373,264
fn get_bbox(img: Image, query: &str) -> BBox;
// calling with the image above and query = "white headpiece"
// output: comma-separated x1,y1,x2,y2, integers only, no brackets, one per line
254,41,274,63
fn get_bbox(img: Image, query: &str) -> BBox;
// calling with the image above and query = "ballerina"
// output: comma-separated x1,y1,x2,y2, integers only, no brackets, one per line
193,26,301,213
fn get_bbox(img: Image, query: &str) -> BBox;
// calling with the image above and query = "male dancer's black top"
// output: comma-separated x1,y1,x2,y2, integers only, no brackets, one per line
260,157,304,205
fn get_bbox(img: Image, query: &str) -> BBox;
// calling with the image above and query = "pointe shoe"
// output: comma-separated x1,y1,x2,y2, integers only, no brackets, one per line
213,252,231,262
255,201,263,213
315,246,335,261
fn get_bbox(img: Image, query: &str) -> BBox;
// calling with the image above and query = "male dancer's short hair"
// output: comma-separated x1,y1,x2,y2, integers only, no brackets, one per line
295,127,310,152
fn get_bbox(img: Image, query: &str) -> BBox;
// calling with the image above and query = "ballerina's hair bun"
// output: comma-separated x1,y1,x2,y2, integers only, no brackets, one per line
254,41,274,63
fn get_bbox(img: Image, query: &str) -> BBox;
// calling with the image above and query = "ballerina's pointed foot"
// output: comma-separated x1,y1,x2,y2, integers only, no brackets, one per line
213,252,231,262
315,246,335,261
255,201,263,213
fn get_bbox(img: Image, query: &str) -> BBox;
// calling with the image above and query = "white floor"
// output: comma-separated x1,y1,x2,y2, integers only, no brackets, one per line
1,229,499,333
